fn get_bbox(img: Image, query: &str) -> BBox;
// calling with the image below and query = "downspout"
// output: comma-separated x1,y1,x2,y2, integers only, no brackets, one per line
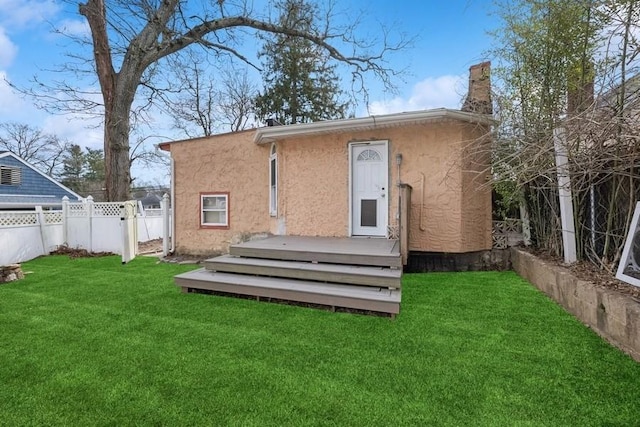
396,153,403,231
419,172,426,231
170,157,176,253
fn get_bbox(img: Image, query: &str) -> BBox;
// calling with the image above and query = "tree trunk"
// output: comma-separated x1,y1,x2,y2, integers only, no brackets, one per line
80,0,125,201
81,0,143,201
104,99,132,201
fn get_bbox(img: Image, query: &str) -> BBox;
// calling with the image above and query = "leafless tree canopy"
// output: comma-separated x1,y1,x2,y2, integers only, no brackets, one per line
0,122,70,177
161,53,258,137
19,0,410,201
490,0,640,270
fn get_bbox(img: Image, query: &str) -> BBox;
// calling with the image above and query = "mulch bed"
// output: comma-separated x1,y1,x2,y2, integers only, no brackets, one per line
50,246,114,259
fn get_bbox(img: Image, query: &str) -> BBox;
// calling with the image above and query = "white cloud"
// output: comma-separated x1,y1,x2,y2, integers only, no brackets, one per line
56,19,90,37
41,114,103,149
0,0,60,29
368,74,467,115
0,71,25,114
0,27,17,68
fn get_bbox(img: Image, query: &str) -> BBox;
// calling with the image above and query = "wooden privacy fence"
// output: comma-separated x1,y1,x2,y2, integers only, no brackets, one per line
0,195,171,265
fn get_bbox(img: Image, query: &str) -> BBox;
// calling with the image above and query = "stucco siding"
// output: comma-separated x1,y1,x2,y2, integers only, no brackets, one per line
172,131,270,255
460,125,493,251
170,117,492,255
388,122,465,253
276,134,350,237
272,121,490,253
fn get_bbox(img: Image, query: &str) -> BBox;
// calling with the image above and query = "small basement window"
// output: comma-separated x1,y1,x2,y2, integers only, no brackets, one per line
201,193,229,228
0,166,21,186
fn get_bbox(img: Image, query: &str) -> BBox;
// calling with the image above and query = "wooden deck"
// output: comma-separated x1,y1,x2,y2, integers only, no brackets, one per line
176,269,401,314
230,235,402,268
175,236,402,315
206,255,401,288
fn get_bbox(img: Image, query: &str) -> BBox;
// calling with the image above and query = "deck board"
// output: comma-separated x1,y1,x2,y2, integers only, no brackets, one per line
204,255,402,288
175,268,401,314
230,236,402,268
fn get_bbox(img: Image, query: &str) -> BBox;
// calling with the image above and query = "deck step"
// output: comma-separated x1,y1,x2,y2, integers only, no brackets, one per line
175,269,401,315
204,255,401,289
230,236,402,268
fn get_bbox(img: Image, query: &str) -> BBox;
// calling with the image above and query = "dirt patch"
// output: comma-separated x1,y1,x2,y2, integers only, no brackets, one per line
525,247,640,303
138,238,162,254
161,253,208,264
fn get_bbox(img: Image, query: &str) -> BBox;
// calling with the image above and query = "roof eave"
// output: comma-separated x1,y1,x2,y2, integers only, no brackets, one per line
253,108,495,144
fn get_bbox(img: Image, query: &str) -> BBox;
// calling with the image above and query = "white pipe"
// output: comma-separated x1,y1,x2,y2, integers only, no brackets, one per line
590,184,596,252
419,172,426,231
170,157,176,253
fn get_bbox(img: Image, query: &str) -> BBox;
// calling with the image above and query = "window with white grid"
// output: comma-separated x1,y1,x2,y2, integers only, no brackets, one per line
201,193,229,228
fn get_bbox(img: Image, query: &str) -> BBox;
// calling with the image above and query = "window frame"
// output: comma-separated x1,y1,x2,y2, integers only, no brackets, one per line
269,143,277,217
200,192,230,229
0,166,21,186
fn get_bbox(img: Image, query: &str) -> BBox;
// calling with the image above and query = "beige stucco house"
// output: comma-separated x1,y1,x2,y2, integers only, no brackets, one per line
161,62,494,269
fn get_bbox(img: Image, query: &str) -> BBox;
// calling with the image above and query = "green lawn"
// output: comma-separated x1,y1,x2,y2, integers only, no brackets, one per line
1,255,639,426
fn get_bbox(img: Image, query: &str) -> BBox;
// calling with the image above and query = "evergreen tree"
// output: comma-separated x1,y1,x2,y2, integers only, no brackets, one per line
60,145,86,193
84,148,106,182
59,145,106,198
254,0,349,125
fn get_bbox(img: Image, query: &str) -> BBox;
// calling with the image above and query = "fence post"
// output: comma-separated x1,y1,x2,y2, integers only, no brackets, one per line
86,195,94,252
553,127,577,264
519,203,532,246
35,206,47,255
62,196,69,245
162,193,170,257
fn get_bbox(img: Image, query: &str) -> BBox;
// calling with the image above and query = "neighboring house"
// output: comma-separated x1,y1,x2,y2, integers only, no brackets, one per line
0,151,81,210
161,62,494,268
138,193,163,210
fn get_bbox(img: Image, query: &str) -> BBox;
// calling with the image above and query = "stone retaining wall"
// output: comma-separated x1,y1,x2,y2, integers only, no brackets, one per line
511,248,640,362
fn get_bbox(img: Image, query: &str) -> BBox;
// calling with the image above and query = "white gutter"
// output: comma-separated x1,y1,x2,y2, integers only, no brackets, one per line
253,108,495,144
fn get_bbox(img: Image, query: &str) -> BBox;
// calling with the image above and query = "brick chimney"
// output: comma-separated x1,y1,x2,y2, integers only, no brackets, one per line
567,62,594,115
461,61,492,115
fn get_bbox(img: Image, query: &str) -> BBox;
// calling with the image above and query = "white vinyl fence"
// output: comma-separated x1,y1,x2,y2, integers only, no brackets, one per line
136,205,165,242
0,195,171,265
0,207,63,266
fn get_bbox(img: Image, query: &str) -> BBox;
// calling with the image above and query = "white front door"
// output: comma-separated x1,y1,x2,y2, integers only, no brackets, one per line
351,142,389,236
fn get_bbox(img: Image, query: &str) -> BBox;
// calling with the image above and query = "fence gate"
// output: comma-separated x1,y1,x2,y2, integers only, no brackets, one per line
121,201,138,264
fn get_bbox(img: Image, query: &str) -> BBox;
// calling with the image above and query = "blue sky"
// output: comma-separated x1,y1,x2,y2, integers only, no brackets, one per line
0,0,499,182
